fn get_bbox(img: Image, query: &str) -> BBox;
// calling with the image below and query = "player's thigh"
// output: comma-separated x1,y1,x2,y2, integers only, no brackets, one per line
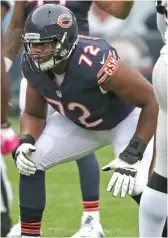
31,113,105,170
152,55,167,177
152,55,167,112
134,136,154,194
155,109,167,178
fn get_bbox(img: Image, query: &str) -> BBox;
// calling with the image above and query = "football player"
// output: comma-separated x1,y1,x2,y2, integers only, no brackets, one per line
1,11,19,235
12,4,159,238
139,1,168,236
5,1,134,237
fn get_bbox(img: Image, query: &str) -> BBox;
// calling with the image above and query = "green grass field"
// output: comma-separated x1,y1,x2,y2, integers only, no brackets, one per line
5,117,138,237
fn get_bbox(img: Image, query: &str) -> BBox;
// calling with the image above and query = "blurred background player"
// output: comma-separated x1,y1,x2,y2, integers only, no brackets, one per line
1,1,19,236
139,1,167,236
4,1,134,237
89,1,164,84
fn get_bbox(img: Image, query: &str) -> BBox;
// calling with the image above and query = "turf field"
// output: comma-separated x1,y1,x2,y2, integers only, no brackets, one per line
5,117,138,237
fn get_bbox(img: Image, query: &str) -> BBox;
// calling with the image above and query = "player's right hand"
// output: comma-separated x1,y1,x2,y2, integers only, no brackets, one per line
14,143,37,176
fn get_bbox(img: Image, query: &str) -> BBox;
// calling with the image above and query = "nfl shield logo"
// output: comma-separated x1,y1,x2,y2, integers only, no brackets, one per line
56,90,62,98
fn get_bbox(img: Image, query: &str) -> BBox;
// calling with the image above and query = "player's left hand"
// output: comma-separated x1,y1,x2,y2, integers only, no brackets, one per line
102,158,141,198
102,136,147,198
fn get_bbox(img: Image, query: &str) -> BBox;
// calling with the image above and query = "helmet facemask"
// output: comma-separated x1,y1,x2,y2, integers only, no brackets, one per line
22,32,78,72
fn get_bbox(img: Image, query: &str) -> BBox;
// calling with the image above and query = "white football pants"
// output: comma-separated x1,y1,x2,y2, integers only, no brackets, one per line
152,54,167,178
139,45,168,237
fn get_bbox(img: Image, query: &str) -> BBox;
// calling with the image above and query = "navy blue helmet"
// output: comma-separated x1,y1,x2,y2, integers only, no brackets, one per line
22,3,79,72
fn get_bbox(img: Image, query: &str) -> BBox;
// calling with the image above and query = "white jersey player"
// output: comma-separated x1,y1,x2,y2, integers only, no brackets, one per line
139,1,168,237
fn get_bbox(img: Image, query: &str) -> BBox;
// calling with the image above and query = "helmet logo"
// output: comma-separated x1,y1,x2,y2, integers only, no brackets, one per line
57,14,72,28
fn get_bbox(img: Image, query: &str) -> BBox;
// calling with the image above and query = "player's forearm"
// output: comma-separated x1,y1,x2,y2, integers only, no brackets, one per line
20,113,46,141
134,101,158,144
4,27,23,61
4,1,25,61
110,1,134,19
96,0,134,19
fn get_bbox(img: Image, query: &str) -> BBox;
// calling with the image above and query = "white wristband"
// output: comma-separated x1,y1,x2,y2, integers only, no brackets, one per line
4,57,13,72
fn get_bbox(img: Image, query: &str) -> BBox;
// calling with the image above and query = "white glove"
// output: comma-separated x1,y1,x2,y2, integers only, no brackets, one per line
102,158,141,198
15,143,37,176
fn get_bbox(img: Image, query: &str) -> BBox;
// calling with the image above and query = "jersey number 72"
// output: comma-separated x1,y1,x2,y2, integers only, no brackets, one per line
78,45,101,67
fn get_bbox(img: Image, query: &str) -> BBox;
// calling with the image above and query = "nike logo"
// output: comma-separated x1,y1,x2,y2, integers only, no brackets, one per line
84,215,93,224
99,86,108,94
100,54,106,65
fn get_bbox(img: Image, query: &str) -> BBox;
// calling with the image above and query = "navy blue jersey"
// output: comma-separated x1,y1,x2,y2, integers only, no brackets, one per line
24,0,92,34
22,36,135,130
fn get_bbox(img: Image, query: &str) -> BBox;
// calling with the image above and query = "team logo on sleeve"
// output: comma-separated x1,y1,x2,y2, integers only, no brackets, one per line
97,50,120,85
57,14,72,28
